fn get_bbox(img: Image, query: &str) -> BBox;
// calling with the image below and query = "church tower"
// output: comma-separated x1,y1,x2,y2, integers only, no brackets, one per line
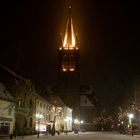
57,6,80,120
58,6,80,89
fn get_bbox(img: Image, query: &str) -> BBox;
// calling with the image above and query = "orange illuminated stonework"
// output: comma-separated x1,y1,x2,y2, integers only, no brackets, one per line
59,6,80,73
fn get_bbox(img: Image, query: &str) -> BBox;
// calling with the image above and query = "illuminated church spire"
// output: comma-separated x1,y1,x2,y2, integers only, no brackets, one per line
59,6,80,74
60,6,78,50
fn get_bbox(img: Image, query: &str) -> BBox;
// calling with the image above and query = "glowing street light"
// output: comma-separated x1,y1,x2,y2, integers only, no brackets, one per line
80,120,84,130
36,113,43,138
128,113,134,125
74,119,79,124
64,116,72,135
128,113,134,136
128,114,134,119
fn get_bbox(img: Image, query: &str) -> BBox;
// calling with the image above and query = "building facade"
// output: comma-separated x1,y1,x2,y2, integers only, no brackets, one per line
0,65,36,135
0,82,15,136
47,95,73,132
36,94,52,133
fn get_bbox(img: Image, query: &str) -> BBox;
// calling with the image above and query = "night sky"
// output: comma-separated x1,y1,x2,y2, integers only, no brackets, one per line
0,1,139,107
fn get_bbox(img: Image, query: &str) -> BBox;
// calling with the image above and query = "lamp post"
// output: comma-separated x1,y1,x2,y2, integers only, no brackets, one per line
52,106,57,136
64,118,68,135
128,113,134,136
80,120,84,131
36,113,43,138
74,119,80,133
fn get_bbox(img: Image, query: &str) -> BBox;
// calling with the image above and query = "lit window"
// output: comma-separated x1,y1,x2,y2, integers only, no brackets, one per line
62,65,68,72
69,65,75,72
62,68,67,72
18,101,21,107
69,68,75,71
43,104,45,108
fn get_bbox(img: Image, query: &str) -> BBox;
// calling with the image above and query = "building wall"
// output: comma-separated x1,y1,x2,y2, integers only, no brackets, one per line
36,98,52,133
36,98,65,133
63,107,72,131
55,106,63,131
0,99,15,136
12,80,36,135
0,67,36,135
135,91,140,131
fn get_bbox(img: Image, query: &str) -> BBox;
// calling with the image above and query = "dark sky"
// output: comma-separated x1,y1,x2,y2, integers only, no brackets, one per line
0,0,139,106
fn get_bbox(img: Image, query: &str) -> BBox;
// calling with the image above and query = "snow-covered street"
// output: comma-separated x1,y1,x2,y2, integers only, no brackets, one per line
2,132,140,140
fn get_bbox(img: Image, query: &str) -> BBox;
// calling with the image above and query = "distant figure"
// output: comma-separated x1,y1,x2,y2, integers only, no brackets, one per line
10,133,13,139
13,130,16,139
132,126,134,136
56,131,60,135
102,127,104,131
51,130,55,136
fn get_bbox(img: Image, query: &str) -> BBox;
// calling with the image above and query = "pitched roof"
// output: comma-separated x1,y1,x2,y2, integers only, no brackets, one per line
0,82,15,102
47,95,66,107
0,64,26,81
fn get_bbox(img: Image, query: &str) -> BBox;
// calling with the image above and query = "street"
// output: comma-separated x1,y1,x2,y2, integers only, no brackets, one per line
4,132,140,140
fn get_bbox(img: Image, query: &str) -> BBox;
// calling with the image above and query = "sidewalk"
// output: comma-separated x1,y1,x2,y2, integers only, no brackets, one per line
134,134,140,138
0,132,75,140
0,134,48,140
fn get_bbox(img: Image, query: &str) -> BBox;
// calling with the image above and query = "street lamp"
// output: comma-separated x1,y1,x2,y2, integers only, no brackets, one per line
36,113,43,138
128,114,134,124
74,119,79,124
64,118,68,135
80,120,84,130
128,113,134,136
74,119,80,133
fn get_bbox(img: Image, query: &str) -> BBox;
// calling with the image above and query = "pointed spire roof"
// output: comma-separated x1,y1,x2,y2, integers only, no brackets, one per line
63,6,77,50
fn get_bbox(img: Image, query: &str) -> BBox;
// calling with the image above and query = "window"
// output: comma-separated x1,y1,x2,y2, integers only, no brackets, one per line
46,115,48,120
46,105,48,109
85,99,87,104
18,100,21,107
49,114,50,121
59,112,62,116
30,118,32,127
36,101,39,107
29,99,32,108
8,108,12,116
24,118,27,127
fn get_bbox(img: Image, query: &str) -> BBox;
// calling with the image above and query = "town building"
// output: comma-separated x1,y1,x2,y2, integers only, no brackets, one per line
36,94,52,134
0,65,36,135
0,82,15,136
47,95,72,132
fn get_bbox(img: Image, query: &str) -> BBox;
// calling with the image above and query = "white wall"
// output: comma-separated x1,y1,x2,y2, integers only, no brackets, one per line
0,99,15,135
